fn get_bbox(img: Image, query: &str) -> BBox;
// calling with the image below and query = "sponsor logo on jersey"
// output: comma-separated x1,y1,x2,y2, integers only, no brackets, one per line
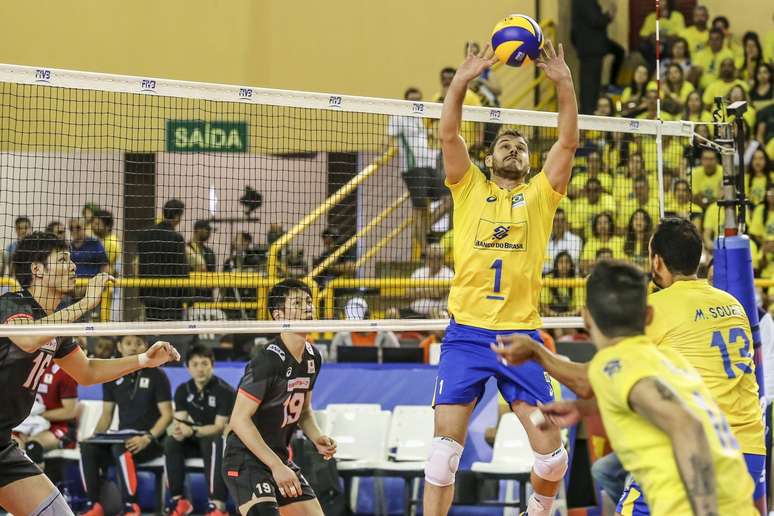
286,367,293,378
267,344,286,361
603,359,621,377
305,342,314,355
307,360,316,374
41,339,58,353
287,377,311,391
486,195,497,203
43,373,53,385
511,193,525,208
116,377,124,386
187,393,195,403
139,377,150,389
208,395,216,407
474,219,526,251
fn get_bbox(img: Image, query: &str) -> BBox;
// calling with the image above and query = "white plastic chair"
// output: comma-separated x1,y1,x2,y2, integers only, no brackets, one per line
471,413,535,514
45,400,103,461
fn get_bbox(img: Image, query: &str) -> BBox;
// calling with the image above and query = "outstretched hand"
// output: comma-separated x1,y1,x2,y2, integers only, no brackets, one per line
454,42,500,84
536,40,572,84
534,400,583,430
141,341,181,368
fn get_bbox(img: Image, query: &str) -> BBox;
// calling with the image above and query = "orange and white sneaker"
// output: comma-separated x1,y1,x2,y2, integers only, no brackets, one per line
79,502,105,516
121,502,142,516
205,502,229,516
167,497,194,516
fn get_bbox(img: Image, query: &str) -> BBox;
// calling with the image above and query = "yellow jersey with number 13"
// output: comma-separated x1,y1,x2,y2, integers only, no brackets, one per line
647,280,765,455
446,163,563,330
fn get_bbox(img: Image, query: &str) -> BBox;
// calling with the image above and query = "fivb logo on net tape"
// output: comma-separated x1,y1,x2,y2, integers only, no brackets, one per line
328,95,343,109
411,102,425,115
238,87,254,101
140,79,157,94
34,69,52,84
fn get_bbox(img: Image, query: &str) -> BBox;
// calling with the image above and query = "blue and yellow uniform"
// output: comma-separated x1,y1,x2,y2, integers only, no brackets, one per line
435,163,562,406
591,336,756,516
618,281,766,514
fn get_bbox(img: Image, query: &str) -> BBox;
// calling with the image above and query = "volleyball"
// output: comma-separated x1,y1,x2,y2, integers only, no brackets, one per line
491,14,544,67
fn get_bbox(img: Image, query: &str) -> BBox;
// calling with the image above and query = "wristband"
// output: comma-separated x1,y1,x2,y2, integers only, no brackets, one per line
138,352,149,367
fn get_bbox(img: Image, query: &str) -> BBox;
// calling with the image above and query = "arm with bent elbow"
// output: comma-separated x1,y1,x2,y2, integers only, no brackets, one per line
629,377,719,516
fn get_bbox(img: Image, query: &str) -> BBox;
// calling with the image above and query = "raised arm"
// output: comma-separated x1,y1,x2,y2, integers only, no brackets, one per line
539,41,579,194
494,333,593,398
440,45,498,185
628,377,719,516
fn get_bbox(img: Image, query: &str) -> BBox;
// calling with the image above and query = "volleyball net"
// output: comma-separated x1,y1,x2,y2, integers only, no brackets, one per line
0,63,695,339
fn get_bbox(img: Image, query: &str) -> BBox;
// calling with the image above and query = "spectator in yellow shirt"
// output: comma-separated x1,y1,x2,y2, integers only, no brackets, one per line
623,208,654,270
581,212,624,273
662,63,694,115
750,185,774,244
540,251,583,317
680,5,710,55
750,63,773,114
726,85,757,133
620,65,650,118
569,177,617,240
712,15,744,60
692,148,723,207
92,209,121,276
639,1,685,68
702,58,749,108
694,28,736,89
747,149,771,205
739,32,765,87
568,148,613,198
683,90,713,123
617,176,660,233
613,152,657,205
666,178,703,218
432,67,482,150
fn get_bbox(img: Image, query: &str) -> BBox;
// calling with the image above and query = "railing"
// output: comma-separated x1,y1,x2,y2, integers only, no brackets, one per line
267,148,397,284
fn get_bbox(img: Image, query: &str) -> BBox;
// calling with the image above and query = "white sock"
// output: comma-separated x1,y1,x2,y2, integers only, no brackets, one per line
527,492,555,516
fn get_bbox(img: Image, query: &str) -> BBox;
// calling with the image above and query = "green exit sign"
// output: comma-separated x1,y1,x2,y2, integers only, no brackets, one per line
166,121,248,152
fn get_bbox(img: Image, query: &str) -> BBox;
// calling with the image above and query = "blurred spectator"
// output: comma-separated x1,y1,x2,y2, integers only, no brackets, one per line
639,0,685,68
569,176,616,239
683,90,713,123
666,178,702,218
750,63,773,111
685,123,713,168
680,5,710,55
136,199,190,321
329,297,399,362
662,38,693,80
750,184,774,246
187,220,216,303
69,217,108,278
569,148,612,198
406,244,454,317
81,202,99,238
433,66,482,151
612,152,655,206
581,212,623,272
12,361,78,467
692,148,723,207
312,227,355,288
662,63,694,116
739,31,764,86
92,209,121,276
617,176,659,233
540,251,582,317
387,87,439,256
727,86,758,141
165,345,234,516
45,220,65,240
620,65,650,118
694,27,735,89
702,57,749,108
570,0,624,114
747,149,771,205
637,87,663,120
711,15,743,59
623,209,654,269
595,95,616,117
3,215,31,275
79,335,172,515
223,232,254,272
91,336,116,359
546,208,582,273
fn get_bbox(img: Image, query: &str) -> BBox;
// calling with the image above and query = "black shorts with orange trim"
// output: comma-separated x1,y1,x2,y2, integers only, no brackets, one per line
222,447,315,508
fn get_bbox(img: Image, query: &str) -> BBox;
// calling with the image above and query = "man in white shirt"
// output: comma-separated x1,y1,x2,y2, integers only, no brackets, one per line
545,208,582,273
387,87,440,257
408,244,454,316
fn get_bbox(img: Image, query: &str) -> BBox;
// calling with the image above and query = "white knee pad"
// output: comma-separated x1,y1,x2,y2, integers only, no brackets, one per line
424,436,463,487
533,447,569,482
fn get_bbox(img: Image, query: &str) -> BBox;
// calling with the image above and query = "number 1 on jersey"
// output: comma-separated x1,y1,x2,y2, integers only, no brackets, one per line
487,259,505,301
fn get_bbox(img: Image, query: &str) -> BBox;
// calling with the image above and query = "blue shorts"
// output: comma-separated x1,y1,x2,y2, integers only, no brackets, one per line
433,320,555,406
616,454,766,515
744,453,766,500
616,480,648,516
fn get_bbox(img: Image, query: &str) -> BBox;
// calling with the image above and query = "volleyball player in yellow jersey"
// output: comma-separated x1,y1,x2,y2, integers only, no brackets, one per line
495,261,757,516
614,217,766,515
423,40,578,516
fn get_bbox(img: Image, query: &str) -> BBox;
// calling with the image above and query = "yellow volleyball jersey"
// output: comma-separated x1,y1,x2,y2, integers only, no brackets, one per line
590,336,756,516
446,163,562,329
647,280,765,455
